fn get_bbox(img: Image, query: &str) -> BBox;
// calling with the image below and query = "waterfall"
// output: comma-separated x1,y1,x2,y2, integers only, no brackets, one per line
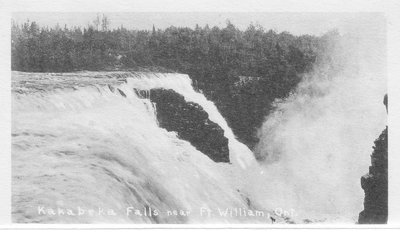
12,71,258,224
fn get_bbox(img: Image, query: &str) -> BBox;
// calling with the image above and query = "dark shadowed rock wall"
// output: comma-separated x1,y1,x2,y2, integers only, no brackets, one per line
358,126,388,224
143,88,230,163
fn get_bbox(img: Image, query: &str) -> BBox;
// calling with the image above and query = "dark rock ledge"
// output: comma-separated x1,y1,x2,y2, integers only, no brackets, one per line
138,88,230,163
358,95,388,224
358,126,388,224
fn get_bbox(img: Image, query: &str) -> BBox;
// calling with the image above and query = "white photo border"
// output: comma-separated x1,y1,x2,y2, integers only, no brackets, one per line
1,0,400,228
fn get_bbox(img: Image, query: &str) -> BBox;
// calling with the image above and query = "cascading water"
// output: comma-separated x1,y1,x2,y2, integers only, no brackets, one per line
12,71,262,224
124,73,256,169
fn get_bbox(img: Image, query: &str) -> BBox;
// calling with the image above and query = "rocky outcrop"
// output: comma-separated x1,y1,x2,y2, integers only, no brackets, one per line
358,126,388,224
145,88,230,163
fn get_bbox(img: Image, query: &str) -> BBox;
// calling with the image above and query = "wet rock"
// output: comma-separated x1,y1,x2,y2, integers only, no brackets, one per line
147,88,230,163
358,126,388,224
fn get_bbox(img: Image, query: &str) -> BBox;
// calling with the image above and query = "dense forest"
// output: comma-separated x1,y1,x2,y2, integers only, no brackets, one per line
11,16,336,150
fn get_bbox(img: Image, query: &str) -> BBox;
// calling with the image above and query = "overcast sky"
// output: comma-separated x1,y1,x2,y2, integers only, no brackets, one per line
12,12,385,36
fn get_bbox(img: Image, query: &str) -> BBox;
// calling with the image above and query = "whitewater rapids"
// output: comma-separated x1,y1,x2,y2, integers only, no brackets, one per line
12,71,269,224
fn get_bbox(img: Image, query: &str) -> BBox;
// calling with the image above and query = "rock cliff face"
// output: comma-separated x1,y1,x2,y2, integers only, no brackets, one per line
358,126,388,224
145,88,230,163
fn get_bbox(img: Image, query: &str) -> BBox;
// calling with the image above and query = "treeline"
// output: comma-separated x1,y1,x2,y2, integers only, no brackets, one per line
11,18,334,149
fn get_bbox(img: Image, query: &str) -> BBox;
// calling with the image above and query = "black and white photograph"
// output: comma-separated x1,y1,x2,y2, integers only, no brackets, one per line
1,0,400,227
